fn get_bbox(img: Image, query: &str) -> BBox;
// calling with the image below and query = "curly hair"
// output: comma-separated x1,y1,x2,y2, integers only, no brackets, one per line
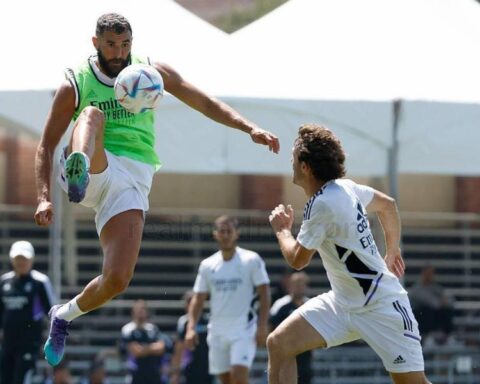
96,13,132,36
295,123,346,182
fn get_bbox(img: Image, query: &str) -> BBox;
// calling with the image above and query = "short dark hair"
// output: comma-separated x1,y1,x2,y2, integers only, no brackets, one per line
295,123,346,182
96,13,132,36
214,215,239,230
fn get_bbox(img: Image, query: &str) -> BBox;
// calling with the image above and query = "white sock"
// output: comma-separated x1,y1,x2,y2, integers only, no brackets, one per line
55,299,86,322
82,152,90,170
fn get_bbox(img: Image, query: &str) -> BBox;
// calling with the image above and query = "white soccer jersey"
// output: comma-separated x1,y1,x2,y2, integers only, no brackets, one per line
297,179,406,310
193,247,270,334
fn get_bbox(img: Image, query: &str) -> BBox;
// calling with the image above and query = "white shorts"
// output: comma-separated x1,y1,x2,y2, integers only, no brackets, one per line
207,325,257,375
297,291,424,373
58,147,155,235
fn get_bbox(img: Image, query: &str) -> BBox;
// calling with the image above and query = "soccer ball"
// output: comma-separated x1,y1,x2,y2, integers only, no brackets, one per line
114,64,164,114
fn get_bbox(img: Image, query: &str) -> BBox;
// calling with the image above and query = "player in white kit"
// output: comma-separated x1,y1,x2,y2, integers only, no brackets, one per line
186,215,271,384
268,124,431,384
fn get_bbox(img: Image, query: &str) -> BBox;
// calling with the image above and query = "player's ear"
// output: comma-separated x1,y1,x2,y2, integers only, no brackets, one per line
92,36,98,49
300,161,310,175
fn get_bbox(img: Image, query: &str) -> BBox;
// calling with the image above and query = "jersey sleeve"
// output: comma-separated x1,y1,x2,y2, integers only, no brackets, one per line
269,299,284,329
343,179,375,207
120,325,133,356
161,332,174,354
176,316,188,340
153,324,162,342
193,262,209,293
64,68,80,110
251,254,270,286
297,199,334,250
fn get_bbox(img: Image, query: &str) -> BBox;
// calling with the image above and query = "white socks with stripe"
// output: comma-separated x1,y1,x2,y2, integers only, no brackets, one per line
55,298,86,322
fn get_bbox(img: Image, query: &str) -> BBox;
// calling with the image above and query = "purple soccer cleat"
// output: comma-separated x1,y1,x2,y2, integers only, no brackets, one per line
44,304,71,366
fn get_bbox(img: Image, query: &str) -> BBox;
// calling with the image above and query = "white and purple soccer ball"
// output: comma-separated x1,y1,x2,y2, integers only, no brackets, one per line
114,63,164,114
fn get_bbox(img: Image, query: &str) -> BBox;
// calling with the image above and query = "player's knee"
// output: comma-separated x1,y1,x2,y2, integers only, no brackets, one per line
80,106,104,121
80,106,105,133
103,272,132,296
267,330,286,356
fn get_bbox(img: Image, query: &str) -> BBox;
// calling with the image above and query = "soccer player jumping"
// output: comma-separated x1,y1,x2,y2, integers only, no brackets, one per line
34,13,279,367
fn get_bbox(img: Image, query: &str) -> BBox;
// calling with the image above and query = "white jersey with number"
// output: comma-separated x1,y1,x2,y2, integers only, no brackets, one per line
297,179,406,310
193,247,270,334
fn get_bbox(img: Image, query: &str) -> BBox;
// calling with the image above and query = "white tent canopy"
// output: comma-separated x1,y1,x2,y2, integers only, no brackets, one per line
0,0,228,91
219,0,480,176
228,0,480,102
1,0,479,176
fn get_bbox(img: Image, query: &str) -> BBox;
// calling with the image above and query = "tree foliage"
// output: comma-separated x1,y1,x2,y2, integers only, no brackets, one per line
214,0,289,33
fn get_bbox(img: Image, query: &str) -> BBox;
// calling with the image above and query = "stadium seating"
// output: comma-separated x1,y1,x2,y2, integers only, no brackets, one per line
0,205,479,383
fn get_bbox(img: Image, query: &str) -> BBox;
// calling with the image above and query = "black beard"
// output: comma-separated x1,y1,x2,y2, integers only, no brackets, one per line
97,50,131,78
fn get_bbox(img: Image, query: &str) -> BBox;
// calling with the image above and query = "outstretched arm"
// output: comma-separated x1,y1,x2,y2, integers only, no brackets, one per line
153,62,280,153
366,190,405,278
35,80,76,226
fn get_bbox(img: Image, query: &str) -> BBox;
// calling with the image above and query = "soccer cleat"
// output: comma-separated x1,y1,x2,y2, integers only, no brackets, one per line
44,304,71,366
65,151,90,203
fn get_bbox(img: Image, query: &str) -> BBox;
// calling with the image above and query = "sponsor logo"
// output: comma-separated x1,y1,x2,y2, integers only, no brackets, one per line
86,89,98,98
213,278,243,292
90,98,135,121
393,355,406,364
4,296,28,309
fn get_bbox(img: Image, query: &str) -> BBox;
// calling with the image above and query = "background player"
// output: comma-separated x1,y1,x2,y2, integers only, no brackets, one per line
0,241,56,384
270,272,312,384
186,215,270,384
170,290,213,384
120,299,172,384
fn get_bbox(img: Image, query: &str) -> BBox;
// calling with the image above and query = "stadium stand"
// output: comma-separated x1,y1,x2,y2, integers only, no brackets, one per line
0,205,479,383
